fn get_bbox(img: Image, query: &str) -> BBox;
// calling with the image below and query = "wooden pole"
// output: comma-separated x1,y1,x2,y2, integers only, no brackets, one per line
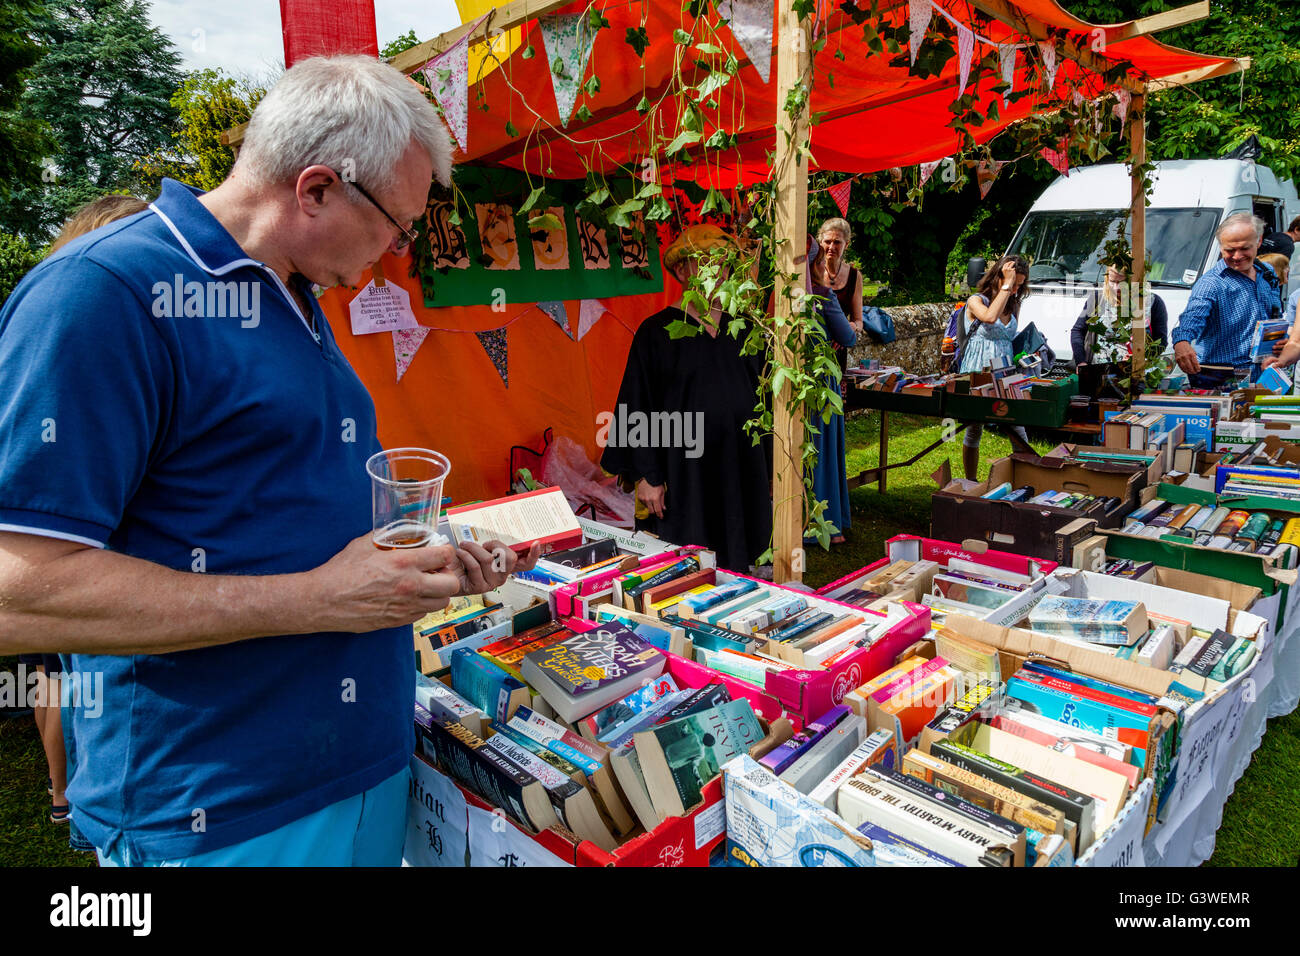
771,1,811,584
1129,87,1147,389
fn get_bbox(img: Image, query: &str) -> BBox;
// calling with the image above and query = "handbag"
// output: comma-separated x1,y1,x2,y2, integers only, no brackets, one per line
862,305,896,344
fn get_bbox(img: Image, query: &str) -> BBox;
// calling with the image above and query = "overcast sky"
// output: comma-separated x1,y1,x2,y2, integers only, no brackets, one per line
148,1,464,79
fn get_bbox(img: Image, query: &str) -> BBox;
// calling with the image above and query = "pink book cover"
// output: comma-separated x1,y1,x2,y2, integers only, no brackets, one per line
991,714,1141,790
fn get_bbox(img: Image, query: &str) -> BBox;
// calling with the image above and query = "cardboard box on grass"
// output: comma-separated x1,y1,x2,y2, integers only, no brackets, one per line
932,454,1141,560
1100,483,1299,597
1044,443,1165,491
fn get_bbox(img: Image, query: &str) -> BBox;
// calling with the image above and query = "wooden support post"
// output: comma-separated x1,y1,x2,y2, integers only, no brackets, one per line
771,1,811,584
1129,87,1147,390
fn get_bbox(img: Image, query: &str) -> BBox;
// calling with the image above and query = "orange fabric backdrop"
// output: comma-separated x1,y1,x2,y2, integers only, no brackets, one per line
321,254,680,504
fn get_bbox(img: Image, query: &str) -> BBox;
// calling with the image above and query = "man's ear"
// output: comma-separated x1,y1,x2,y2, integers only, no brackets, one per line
296,166,339,218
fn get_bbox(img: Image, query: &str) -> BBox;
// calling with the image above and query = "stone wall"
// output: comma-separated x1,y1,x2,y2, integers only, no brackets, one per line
847,302,954,376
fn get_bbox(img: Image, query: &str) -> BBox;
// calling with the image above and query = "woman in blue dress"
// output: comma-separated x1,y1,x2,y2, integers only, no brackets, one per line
806,237,857,544
959,255,1030,480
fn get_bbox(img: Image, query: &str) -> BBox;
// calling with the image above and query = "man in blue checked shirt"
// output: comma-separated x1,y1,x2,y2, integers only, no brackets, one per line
1173,212,1283,386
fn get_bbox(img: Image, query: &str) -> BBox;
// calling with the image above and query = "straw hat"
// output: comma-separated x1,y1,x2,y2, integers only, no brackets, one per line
663,224,753,270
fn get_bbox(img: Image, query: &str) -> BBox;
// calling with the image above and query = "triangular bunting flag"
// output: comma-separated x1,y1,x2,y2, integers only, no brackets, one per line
393,327,431,382
538,14,596,127
909,0,932,65
828,179,852,217
536,299,571,338
721,0,774,84
577,298,607,340
1039,41,1057,91
977,160,1004,199
1040,146,1069,177
956,23,974,97
1114,87,1131,125
920,159,942,186
418,13,487,151
999,44,1016,107
475,328,509,386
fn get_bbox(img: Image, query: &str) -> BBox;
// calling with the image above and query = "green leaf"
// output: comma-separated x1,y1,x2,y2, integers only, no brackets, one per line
584,75,601,95
835,48,846,61
447,209,462,227
519,186,545,214
635,95,651,115
521,44,535,59
645,196,673,221
625,26,649,57
695,70,731,100
587,9,610,29
551,57,566,76
585,185,611,205
696,42,725,55
575,105,593,123
666,129,702,154
504,120,518,137
527,212,563,231
608,198,645,228
673,29,692,45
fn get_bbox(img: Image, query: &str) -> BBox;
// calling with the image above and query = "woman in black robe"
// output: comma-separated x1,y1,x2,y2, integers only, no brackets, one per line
601,225,772,572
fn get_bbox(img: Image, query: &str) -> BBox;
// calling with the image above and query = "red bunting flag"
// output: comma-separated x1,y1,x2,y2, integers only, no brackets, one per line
828,179,852,217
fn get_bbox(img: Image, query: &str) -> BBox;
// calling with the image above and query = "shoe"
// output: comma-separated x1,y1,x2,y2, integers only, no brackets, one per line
68,821,95,853
830,535,847,545
50,803,70,824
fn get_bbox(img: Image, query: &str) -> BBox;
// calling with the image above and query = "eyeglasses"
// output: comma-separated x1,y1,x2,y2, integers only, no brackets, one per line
334,170,419,250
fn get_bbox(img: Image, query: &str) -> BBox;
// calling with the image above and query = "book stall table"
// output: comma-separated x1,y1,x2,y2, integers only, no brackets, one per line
846,376,1078,493
403,407,1300,866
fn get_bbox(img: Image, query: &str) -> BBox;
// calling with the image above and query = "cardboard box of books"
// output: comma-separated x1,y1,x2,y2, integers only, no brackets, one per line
552,545,716,621
1100,483,1299,595
942,373,1077,429
414,683,794,866
817,534,1056,631
932,454,1139,560
574,561,934,727
1044,443,1165,491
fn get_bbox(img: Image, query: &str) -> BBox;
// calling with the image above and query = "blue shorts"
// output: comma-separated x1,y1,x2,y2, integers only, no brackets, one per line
95,767,409,867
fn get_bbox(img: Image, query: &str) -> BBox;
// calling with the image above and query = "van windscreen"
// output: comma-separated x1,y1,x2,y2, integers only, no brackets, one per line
1006,208,1221,287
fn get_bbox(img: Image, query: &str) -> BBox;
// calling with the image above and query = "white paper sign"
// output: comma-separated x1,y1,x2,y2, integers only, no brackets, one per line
466,805,572,867
1157,684,1244,848
1077,777,1152,868
349,279,419,334
402,755,468,867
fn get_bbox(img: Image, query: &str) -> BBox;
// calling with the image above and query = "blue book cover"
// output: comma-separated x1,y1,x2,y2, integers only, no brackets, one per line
1019,661,1160,706
1005,676,1152,769
450,649,525,725
584,673,680,740
599,690,695,748
855,822,963,867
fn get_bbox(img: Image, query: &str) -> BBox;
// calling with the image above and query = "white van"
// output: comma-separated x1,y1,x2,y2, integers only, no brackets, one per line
994,159,1299,360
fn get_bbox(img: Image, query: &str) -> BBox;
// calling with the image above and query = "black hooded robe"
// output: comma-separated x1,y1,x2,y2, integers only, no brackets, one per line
601,307,773,571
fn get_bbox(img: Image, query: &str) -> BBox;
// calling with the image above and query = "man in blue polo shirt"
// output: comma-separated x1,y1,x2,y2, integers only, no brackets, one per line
0,56,532,865
1173,212,1282,387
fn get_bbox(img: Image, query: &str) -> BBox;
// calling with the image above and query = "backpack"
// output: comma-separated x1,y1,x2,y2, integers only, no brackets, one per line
941,303,974,372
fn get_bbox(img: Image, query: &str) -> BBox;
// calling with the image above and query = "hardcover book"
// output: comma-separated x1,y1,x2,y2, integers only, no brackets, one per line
577,672,680,742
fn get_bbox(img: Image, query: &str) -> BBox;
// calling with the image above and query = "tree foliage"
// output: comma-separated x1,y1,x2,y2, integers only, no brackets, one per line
0,0,52,197
0,0,182,240
380,30,421,60
136,69,268,193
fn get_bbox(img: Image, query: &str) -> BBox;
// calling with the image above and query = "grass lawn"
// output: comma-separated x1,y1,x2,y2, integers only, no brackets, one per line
0,410,1295,865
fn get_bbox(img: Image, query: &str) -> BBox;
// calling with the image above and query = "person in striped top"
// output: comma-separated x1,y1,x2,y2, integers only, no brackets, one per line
1172,212,1283,387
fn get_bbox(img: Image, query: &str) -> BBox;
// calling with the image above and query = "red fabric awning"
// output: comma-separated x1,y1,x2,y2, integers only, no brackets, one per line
442,0,1234,184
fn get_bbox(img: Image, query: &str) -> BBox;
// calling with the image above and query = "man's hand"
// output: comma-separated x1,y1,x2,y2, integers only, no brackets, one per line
308,533,464,632
452,539,542,594
637,478,667,518
1173,340,1200,375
